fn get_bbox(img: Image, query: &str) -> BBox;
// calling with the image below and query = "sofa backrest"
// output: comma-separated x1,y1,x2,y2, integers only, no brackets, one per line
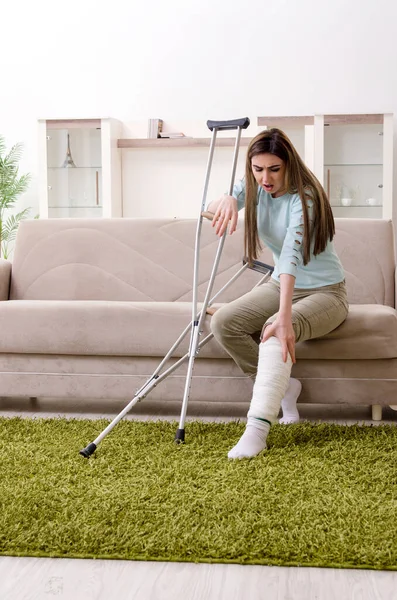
9,218,395,307
330,219,395,307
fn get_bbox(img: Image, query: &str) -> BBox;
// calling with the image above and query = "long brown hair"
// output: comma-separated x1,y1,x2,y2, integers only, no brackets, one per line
244,128,335,266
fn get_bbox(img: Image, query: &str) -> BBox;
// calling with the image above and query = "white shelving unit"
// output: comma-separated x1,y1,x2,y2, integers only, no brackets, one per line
313,113,393,220
257,114,393,220
38,118,122,219
43,114,390,221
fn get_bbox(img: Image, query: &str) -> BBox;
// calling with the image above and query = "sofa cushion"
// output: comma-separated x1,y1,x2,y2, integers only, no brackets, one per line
0,300,396,360
0,300,220,358
296,304,397,360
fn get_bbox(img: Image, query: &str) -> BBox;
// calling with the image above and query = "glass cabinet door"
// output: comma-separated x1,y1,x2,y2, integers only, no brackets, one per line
46,121,103,218
323,115,384,218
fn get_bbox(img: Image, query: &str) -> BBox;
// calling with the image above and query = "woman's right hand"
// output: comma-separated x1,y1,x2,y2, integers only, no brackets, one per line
211,195,238,237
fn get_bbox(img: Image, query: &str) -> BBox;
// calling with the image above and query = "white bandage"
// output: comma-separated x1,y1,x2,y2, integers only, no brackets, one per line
247,337,293,423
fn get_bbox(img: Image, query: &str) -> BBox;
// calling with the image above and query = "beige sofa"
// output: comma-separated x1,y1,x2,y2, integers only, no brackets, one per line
0,217,396,421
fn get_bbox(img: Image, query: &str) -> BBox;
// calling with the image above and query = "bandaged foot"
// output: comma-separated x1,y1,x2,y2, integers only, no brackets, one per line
228,337,292,459
279,378,302,424
227,417,270,459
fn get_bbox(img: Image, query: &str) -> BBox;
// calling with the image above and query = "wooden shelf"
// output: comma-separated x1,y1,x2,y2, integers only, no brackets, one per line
257,116,314,126
117,137,253,148
257,114,384,126
324,114,384,125
46,119,101,130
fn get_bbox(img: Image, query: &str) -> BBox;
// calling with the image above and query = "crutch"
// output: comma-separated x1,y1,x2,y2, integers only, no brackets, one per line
79,117,269,457
174,117,251,443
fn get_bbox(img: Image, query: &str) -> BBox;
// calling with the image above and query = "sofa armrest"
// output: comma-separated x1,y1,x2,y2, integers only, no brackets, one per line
0,259,11,300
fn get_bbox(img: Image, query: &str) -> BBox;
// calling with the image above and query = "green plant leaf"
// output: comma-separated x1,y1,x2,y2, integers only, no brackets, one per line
2,208,30,243
0,134,32,257
2,142,24,168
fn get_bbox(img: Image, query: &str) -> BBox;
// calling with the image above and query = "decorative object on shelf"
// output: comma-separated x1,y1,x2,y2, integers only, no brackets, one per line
341,197,352,207
340,184,352,207
62,133,76,168
158,132,186,139
147,119,163,139
365,198,379,206
333,184,368,208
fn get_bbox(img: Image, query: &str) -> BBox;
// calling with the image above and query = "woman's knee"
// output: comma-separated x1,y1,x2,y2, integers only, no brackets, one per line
210,306,229,338
210,305,241,339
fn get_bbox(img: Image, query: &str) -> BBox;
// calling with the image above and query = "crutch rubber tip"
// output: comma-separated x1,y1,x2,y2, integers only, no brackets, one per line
79,442,97,458
174,429,185,444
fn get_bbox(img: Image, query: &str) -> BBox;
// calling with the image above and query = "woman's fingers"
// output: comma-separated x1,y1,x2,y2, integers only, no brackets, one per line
211,196,238,237
214,213,233,236
261,323,273,343
212,208,222,229
288,339,296,364
262,323,296,364
281,339,295,363
215,215,229,236
229,211,238,234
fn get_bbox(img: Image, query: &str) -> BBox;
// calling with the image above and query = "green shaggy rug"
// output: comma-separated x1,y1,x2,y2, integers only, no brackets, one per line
0,417,396,570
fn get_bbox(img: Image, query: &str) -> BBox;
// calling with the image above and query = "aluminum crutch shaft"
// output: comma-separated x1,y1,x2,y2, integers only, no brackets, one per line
175,118,250,443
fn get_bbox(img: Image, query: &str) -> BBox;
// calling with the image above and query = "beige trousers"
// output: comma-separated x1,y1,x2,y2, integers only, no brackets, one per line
210,278,349,376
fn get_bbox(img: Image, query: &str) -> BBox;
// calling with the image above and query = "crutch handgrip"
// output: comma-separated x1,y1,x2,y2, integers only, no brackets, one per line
243,257,274,275
201,210,215,221
207,117,250,131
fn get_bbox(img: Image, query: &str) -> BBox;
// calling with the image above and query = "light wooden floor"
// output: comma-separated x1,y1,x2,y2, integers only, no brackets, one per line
1,556,397,600
1,397,397,600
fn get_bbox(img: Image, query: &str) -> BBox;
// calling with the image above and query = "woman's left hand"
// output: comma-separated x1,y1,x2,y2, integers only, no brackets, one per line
261,316,296,364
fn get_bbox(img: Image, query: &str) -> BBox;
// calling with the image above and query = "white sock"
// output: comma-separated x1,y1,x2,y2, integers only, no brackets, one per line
228,417,270,459
279,378,302,424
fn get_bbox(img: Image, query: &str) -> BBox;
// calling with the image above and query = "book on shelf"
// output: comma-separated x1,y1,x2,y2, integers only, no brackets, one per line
158,132,186,139
147,119,163,139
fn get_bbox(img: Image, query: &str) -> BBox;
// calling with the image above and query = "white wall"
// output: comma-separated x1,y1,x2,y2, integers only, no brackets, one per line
1,0,397,219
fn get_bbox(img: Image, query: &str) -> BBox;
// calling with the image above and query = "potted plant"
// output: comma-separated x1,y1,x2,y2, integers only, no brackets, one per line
0,134,32,259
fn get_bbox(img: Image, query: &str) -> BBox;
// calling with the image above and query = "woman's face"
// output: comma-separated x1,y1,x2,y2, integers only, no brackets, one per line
251,153,287,198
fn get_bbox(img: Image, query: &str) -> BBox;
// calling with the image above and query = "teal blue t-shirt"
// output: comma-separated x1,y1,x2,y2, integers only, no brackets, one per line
233,179,345,289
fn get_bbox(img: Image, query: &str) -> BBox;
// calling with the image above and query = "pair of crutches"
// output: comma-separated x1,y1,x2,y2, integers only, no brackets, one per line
79,117,274,458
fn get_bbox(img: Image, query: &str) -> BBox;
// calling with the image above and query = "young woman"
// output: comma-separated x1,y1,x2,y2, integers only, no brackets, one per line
207,128,348,459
